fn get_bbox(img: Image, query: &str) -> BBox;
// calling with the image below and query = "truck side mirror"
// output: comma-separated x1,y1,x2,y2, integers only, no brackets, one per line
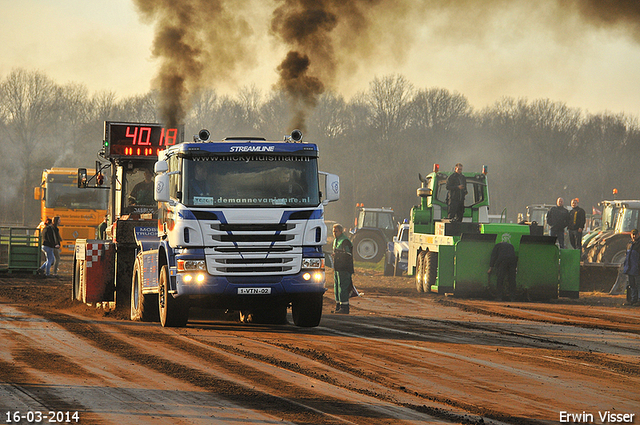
34,186,42,200
78,168,88,188
155,160,168,174
155,174,170,202
321,172,340,205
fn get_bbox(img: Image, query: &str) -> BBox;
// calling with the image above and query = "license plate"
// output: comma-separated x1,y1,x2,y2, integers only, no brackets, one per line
238,287,272,295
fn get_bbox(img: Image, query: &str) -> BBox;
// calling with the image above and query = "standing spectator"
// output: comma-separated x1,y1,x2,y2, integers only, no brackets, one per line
488,238,518,301
446,163,467,222
622,229,640,306
51,216,62,276
98,215,108,239
546,198,570,248
568,198,586,250
38,218,57,277
332,223,354,314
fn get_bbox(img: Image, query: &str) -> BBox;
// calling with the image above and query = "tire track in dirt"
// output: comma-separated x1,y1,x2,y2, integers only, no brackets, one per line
436,298,640,335
29,307,465,425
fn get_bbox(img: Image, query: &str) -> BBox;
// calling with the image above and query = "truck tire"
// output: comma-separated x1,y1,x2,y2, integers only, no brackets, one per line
424,251,438,291
384,255,394,276
353,232,385,263
394,256,402,276
158,265,189,327
292,293,323,327
415,252,426,292
130,259,159,322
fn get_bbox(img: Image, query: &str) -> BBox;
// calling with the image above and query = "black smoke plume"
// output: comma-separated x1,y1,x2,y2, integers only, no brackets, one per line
133,0,254,128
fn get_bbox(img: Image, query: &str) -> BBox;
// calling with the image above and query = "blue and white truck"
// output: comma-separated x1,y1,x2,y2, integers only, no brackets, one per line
73,122,340,328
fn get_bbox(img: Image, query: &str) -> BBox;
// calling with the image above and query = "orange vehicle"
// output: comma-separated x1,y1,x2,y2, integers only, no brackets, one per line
34,167,109,255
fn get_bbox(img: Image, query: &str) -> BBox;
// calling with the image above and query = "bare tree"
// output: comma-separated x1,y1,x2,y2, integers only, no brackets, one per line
0,69,62,225
366,74,414,144
408,87,472,169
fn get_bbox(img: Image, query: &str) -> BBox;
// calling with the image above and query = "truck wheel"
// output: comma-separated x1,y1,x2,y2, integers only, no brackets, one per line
130,259,159,322
425,251,438,291
158,265,189,327
394,256,402,276
415,252,426,292
292,293,323,327
383,256,394,276
353,232,385,263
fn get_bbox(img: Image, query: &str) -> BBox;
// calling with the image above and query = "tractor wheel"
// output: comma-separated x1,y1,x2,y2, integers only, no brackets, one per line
424,251,438,292
353,232,385,263
415,252,426,292
597,238,629,265
72,258,81,301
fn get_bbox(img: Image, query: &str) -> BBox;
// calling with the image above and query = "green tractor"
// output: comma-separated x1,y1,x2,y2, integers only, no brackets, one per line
349,205,396,263
407,164,579,300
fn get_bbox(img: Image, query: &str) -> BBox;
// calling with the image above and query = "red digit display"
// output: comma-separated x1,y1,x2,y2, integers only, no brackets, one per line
105,122,183,159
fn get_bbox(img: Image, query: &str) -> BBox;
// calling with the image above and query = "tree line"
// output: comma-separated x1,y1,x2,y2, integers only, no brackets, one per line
1,68,638,228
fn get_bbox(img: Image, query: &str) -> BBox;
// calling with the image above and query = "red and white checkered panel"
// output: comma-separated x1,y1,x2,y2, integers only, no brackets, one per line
85,243,103,268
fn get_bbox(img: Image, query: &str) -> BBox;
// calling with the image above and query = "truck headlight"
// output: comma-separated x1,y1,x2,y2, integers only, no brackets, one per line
177,259,206,272
303,271,325,282
302,258,324,269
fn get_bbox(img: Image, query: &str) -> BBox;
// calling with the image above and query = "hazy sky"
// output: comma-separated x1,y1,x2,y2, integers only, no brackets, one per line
2,0,640,117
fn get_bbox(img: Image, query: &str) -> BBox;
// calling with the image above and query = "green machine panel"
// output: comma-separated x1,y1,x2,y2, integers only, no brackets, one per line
559,248,580,299
517,235,559,300
453,233,496,297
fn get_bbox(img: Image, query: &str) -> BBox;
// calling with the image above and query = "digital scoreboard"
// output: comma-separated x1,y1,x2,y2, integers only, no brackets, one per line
104,121,184,159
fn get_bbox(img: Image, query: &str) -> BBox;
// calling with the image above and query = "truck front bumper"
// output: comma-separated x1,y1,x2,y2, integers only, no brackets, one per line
173,269,326,296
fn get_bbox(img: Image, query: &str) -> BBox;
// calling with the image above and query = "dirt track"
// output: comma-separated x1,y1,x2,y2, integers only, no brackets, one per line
0,263,638,425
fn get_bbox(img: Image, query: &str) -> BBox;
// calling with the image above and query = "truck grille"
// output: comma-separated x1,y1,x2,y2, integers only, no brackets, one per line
204,220,303,275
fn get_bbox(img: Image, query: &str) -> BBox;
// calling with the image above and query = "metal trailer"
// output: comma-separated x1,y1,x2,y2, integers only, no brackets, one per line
407,165,580,300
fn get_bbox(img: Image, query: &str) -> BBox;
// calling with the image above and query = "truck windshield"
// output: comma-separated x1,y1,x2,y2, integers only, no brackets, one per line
45,178,109,210
183,155,320,207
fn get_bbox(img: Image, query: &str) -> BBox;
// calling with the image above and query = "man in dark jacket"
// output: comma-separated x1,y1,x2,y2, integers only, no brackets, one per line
446,163,467,222
38,218,58,277
546,198,570,249
332,224,354,314
51,216,62,276
568,198,586,250
622,229,640,306
488,239,518,301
